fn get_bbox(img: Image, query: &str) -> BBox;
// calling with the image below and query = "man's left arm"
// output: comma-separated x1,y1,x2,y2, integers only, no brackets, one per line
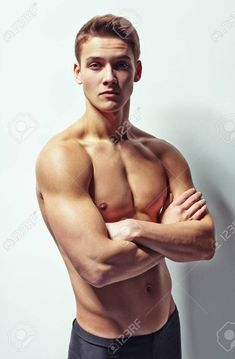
129,139,216,262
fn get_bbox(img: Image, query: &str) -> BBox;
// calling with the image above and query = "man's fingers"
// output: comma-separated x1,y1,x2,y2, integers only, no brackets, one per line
187,199,206,217
174,187,196,205
183,192,203,210
189,204,207,220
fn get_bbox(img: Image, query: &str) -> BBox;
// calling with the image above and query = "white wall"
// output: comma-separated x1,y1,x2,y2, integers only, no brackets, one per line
1,1,235,358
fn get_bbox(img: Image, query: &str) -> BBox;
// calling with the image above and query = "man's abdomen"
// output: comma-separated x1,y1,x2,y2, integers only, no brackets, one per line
71,259,175,338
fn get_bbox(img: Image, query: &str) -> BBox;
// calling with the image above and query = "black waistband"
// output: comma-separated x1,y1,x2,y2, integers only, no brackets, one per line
71,306,179,347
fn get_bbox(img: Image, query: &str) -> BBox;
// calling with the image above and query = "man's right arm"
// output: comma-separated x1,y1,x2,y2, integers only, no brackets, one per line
35,143,164,288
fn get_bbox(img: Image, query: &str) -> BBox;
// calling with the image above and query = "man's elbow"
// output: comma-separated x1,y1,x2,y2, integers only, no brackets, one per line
91,270,108,288
78,261,107,288
201,234,216,260
201,217,216,260
205,239,216,260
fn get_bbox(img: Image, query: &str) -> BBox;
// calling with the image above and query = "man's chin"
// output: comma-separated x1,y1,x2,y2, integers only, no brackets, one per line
95,101,124,112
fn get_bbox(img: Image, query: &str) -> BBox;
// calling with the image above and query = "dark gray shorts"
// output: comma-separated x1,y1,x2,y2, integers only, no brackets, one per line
68,306,181,359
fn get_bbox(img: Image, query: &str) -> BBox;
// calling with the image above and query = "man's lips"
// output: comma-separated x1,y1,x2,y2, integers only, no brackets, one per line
99,90,120,95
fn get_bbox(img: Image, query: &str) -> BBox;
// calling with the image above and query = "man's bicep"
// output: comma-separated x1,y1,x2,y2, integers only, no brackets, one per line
35,144,110,285
161,141,215,230
161,142,195,198
43,191,109,267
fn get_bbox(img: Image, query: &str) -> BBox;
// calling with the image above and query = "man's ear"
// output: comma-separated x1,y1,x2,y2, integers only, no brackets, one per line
134,60,142,82
74,61,82,84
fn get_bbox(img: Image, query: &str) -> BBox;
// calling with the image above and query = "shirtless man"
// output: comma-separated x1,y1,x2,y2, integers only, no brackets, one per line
35,14,216,359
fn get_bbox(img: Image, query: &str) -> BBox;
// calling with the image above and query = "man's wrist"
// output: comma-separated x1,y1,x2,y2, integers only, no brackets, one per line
127,218,143,240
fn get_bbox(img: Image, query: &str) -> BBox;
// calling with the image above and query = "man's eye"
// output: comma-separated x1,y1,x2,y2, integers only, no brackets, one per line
89,63,101,69
89,62,130,70
117,62,130,70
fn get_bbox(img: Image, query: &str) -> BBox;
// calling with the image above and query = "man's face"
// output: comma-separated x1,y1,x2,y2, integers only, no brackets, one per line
74,36,142,112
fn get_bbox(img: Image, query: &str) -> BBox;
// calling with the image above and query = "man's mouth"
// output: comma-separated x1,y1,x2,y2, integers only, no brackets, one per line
100,90,120,95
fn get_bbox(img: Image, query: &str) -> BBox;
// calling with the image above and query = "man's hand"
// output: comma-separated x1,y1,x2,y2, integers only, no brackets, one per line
106,188,208,242
105,218,140,242
159,187,207,224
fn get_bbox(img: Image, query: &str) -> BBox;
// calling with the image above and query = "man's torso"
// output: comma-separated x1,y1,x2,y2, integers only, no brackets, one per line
36,120,176,338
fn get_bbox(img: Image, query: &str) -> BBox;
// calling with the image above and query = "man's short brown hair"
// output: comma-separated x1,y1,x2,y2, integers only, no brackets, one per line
74,14,140,64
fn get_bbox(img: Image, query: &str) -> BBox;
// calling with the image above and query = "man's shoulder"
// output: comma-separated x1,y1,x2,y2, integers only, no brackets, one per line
36,138,75,166
139,131,189,172
37,126,90,163
134,128,177,158
141,132,194,195
35,134,92,188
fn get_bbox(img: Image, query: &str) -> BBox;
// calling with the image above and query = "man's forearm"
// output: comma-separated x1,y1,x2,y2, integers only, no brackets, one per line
130,219,215,262
96,239,164,287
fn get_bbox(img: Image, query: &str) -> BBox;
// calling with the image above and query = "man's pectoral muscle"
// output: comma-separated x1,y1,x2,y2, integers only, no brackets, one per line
124,139,216,262
35,144,164,289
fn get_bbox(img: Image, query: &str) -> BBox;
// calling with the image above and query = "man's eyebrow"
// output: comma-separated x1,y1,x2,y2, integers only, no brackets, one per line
85,55,132,63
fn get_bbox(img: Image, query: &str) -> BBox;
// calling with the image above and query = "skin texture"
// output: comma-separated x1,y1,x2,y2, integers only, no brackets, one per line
35,35,215,338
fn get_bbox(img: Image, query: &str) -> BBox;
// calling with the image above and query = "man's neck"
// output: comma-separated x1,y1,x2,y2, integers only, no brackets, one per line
77,99,132,143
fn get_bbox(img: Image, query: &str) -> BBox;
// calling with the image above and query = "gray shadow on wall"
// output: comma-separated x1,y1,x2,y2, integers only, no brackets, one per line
156,106,235,359
183,184,235,359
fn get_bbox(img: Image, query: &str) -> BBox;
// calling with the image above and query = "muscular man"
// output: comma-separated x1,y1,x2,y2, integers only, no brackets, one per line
35,14,216,359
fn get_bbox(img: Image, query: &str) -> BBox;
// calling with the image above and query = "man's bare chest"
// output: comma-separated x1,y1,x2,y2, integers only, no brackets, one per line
79,138,168,223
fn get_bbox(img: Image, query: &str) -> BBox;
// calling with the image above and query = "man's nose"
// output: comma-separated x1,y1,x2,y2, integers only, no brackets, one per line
103,65,117,85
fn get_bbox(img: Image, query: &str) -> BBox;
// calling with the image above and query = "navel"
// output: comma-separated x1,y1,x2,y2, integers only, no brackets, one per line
145,283,153,294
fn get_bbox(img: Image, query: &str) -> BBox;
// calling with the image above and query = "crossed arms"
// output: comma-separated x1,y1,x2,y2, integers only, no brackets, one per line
106,139,216,262
35,139,216,288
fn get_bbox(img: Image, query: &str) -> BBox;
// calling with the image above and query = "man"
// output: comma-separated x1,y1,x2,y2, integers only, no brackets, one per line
35,14,216,359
